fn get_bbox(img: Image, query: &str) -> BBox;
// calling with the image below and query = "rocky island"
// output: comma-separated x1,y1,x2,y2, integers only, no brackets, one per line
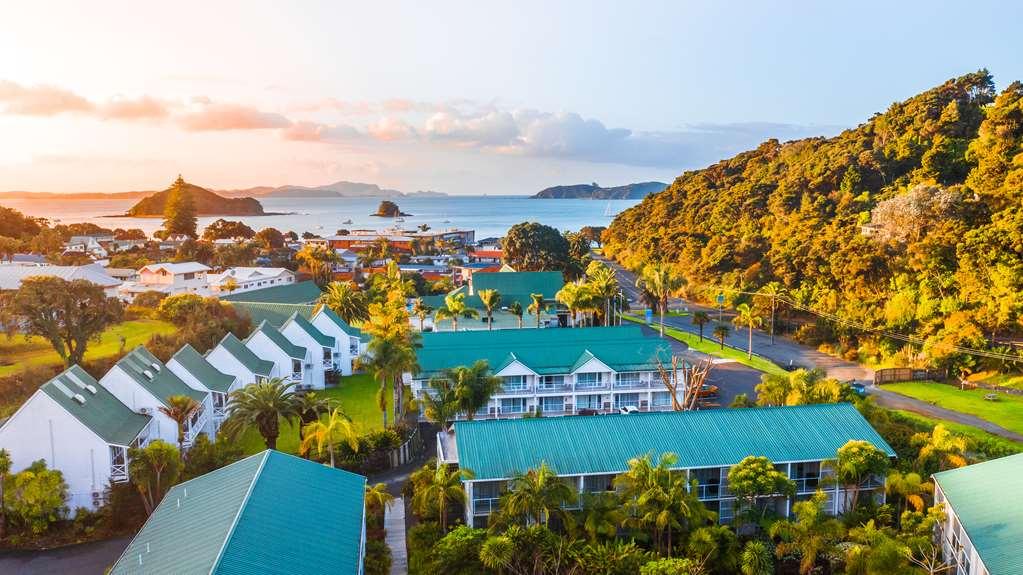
123,177,266,217
371,200,412,217
531,181,668,199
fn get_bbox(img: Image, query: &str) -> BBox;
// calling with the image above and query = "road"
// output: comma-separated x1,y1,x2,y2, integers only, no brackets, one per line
0,536,130,575
606,258,1023,441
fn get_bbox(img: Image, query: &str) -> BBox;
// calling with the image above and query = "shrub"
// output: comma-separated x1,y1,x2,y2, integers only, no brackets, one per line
364,538,392,575
4,459,69,535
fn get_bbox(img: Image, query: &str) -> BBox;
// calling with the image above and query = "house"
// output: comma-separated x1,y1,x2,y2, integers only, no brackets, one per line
104,267,140,282
166,344,240,432
422,270,565,330
109,450,367,575
64,235,108,259
444,403,894,527
325,227,475,254
411,326,674,418
208,266,296,296
220,279,322,305
310,306,364,376
118,262,211,301
206,332,275,388
0,263,122,297
244,321,311,389
932,453,1023,575
280,312,334,389
0,366,152,509
468,249,503,264
99,347,211,447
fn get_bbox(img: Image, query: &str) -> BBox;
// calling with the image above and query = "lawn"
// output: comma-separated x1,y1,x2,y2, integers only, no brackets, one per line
884,381,1023,436
0,319,177,377
891,410,1022,453
622,314,787,376
967,371,1023,390
237,374,392,456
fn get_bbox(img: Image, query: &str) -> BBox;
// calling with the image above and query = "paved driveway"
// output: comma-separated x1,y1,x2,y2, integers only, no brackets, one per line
0,536,130,575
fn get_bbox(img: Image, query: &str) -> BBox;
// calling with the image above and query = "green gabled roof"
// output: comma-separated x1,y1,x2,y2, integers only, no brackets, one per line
423,276,563,313
416,326,672,378
221,280,322,304
172,345,236,393
933,453,1023,575
110,450,367,575
455,403,895,481
215,333,274,377
114,347,206,405
231,301,315,328
471,271,564,299
313,305,362,338
285,312,335,348
248,321,307,360
39,365,150,446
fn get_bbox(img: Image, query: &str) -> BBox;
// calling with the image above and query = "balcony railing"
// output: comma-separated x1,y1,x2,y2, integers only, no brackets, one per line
613,379,654,389
110,463,128,483
498,385,531,395
183,407,209,447
535,383,574,394
574,381,610,391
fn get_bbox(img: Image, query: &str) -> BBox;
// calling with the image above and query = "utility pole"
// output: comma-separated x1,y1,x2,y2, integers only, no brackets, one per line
770,295,776,345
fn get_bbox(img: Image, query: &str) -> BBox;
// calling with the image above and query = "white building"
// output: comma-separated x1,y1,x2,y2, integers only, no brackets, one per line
99,347,211,448
310,306,364,376
0,263,122,297
64,236,109,259
208,267,296,296
205,332,276,388
244,321,313,390
166,344,240,433
0,366,153,509
280,312,333,389
118,262,211,301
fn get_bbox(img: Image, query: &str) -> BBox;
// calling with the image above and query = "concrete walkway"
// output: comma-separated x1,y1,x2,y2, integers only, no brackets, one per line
385,497,408,575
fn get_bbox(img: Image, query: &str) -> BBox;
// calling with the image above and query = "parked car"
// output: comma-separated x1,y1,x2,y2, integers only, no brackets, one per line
696,384,720,398
849,382,867,397
577,408,600,416
618,405,639,415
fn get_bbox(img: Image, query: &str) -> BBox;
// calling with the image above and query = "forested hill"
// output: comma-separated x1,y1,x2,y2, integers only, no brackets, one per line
532,181,667,199
604,71,1023,364
126,182,264,216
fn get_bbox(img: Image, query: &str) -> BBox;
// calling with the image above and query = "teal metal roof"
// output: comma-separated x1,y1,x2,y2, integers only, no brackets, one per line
455,403,895,481
314,305,363,338
110,450,367,575
114,347,206,405
933,453,1023,575
471,271,564,299
416,326,672,378
214,332,274,377
248,320,307,360
231,301,315,327
221,280,322,304
285,312,335,348
172,344,236,393
38,365,150,446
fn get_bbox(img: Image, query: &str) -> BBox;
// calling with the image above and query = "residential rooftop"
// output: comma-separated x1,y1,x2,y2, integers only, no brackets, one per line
285,312,335,348
37,365,151,446
453,403,895,481
114,347,206,405
110,450,366,575
247,321,307,360
0,263,121,290
232,301,315,328
171,344,236,394
139,262,211,275
221,279,322,304
933,453,1023,575
314,305,362,338
212,333,274,377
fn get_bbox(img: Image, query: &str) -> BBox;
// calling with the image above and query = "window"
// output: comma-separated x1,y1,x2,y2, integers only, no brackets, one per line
540,396,564,413
576,394,602,410
323,347,332,361
614,393,640,409
502,375,528,392
538,375,564,390
183,272,195,280
292,359,302,375
583,474,615,492
576,372,602,388
500,398,527,414
615,372,641,387
652,391,672,406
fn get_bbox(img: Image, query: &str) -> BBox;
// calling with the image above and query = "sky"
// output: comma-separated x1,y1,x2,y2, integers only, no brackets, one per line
0,0,1020,195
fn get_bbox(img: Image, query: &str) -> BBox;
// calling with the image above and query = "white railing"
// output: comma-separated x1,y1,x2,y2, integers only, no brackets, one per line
110,463,128,482
184,407,209,446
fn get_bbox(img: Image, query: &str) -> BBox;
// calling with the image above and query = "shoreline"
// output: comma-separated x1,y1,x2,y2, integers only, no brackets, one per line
102,212,295,218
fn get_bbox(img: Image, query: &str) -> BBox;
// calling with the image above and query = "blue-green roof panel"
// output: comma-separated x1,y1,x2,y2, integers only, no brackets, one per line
214,333,274,377
286,312,335,348
221,280,322,304
114,347,206,405
39,365,151,446
172,344,236,393
247,321,307,360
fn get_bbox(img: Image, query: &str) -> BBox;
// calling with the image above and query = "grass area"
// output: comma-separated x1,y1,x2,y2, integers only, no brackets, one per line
0,319,177,377
884,381,1023,436
892,410,1023,452
623,314,787,376
237,374,392,456
968,371,1023,390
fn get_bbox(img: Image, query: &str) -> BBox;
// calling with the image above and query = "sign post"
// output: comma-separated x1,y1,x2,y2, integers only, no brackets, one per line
716,292,725,324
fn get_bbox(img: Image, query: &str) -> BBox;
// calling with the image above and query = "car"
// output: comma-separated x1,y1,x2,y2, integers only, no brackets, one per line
577,408,601,416
618,405,640,414
695,384,720,398
849,382,867,397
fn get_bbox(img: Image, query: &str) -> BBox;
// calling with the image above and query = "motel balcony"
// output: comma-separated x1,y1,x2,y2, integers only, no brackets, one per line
183,404,209,447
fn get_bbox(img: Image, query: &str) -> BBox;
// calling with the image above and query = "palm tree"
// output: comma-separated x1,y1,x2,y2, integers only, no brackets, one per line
912,424,968,471
886,471,933,515
0,448,9,539
585,261,620,326
295,391,333,445
635,262,685,337
412,464,474,531
732,303,763,359
769,491,846,575
361,336,418,427
158,395,200,455
321,281,370,324
759,282,785,344
555,282,593,327
221,378,299,450
740,540,774,575
411,298,433,331
434,292,479,331
614,452,690,556
528,293,545,328
501,461,577,527
691,311,710,342
422,375,460,431
580,492,624,542
300,407,359,468
448,360,503,420
480,535,515,574
478,288,502,331
713,324,730,350
508,301,524,329
365,482,395,518
127,440,182,515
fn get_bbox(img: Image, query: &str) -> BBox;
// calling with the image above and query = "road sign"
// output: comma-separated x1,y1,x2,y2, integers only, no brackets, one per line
716,293,725,305
645,308,653,323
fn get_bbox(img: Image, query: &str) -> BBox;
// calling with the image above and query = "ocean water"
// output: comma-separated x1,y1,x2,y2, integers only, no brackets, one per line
2,196,640,239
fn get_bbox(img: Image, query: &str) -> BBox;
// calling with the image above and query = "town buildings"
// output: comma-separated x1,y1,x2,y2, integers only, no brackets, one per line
324,227,475,253
207,266,296,295
421,270,565,330
118,262,212,301
0,262,122,296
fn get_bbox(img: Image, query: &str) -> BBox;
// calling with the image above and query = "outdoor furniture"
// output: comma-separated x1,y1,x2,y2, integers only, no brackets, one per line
983,393,999,402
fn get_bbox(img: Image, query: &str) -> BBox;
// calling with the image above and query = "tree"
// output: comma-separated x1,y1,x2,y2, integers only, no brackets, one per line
412,298,434,331
691,311,710,342
448,360,503,420
502,222,573,272
182,433,243,480
579,226,607,247
365,482,395,518
732,303,763,360
412,464,473,532
886,471,932,515
580,492,624,543
769,491,846,575
528,293,545,329
479,535,515,573
614,452,698,557
635,263,684,337
434,292,479,331
9,276,123,366
254,227,286,250
727,455,796,522
500,461,576,528
0,236,19,263
300,407,359,468
360,289,420,425
202,218,255,241
321,281,370,324
585,261,620,326
221,378,299,450
911,424,967,472
422,375,460,432
640,558,700,574
477,289,501,331
555,282,594,327
2,460,68,535
127,441,182,515
0,449,9,539
507,301,524,329
157,394,200,455
712,324,730,350
754,368,843,406
163,175,197,238
740,540,774,575
220,277,240,295
833,440,890,510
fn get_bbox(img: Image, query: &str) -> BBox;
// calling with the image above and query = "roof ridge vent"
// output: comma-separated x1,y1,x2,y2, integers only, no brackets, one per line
143,369,154,380
85,384,98,394
150,362,162,372
73,393,86,405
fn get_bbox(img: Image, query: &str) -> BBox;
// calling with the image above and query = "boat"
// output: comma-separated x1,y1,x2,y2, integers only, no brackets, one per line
395,216,405,223
342,219,352,225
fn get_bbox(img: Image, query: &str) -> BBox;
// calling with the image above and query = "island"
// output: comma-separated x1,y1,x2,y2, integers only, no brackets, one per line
371,200,411,217
124,178,265,217
531,181,668,199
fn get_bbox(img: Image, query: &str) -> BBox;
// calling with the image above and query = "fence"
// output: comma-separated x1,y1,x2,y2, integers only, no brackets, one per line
873,368,947,385
388,424,426,468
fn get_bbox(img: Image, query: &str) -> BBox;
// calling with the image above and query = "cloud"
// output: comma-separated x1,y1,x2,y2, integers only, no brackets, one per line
97,95,170,120
0,80,94,116
176,101,291,131
367,116,416,141
280,121,361,142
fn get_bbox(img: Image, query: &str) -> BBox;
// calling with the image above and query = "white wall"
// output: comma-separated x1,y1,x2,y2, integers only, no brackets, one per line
205,346,265,389
165,359,220,435
311,313,356,376
245,333,300,385
280,323,327,389
98,366,177,445
0,392,114,510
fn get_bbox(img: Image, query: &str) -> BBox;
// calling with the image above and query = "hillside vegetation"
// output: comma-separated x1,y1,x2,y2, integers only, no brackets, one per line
126,181,264,216
532,181,667,199
605,70,1023,370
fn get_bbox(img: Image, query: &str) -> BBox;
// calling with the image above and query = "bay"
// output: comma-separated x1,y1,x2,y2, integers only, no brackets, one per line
1,196,640,239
